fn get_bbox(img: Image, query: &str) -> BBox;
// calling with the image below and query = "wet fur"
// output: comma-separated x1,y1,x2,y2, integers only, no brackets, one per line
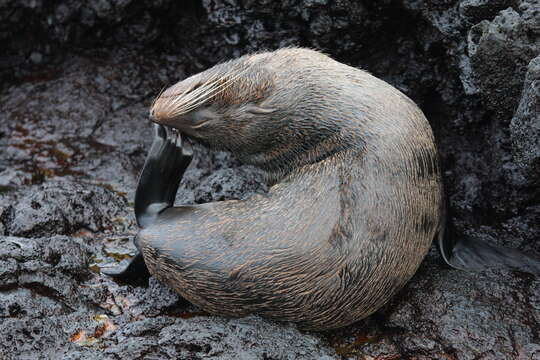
141,48,444,330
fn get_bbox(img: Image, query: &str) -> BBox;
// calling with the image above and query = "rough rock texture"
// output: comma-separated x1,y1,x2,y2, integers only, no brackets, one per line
0,236,333,359
0,0,539,359
511,55,540,184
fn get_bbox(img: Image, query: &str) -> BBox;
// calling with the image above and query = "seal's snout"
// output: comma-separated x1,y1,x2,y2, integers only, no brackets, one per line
150,91,200,127
149,97,171,124
148,105,170,125
149,89,220,137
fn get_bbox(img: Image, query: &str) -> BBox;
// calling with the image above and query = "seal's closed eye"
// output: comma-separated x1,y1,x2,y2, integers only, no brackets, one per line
245,104,278,115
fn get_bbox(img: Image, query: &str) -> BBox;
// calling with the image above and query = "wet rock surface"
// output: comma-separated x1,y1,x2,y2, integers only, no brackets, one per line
0,0,539,359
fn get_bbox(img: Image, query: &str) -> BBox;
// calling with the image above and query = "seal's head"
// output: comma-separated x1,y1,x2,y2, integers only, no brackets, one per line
150,49,359,179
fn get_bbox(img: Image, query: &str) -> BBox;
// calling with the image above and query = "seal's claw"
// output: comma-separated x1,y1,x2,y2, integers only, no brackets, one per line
154,123,166,139
181,138,193,157
164,124,173,140
174,130,183,148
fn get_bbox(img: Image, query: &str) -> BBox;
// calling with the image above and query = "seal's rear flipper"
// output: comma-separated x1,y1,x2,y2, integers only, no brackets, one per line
101,253,150,283
438,232,540,276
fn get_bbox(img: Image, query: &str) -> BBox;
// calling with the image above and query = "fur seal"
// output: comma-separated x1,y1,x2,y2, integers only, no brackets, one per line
103,48,539,330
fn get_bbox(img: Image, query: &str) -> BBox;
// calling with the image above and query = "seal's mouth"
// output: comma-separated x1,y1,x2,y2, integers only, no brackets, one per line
150,115,197,139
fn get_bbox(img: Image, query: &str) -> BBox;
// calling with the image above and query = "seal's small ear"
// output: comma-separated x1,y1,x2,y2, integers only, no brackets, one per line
245,104,278,115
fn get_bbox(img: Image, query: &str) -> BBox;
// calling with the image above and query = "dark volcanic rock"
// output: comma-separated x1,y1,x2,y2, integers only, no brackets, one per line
1,180,132,237
0,235,102,358
0,235,335,360
468,5,540,120
510,55,540,184
386,258,540,359
105,315,336,359
0,0,539,359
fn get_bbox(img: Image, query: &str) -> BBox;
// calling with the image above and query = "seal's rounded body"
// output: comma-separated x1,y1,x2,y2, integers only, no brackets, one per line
138,48,444,330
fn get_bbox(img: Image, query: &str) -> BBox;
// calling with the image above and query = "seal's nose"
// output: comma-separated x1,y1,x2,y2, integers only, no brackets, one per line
149,102,167,124
149,96,171,124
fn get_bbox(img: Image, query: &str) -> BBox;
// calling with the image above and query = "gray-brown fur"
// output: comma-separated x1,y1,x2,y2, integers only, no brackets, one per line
142,48,444,330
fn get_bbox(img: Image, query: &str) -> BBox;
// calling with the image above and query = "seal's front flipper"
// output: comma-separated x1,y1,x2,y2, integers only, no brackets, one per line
103,124,193,282
101,253,150,283
135,124,193,228
438,231,540,276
